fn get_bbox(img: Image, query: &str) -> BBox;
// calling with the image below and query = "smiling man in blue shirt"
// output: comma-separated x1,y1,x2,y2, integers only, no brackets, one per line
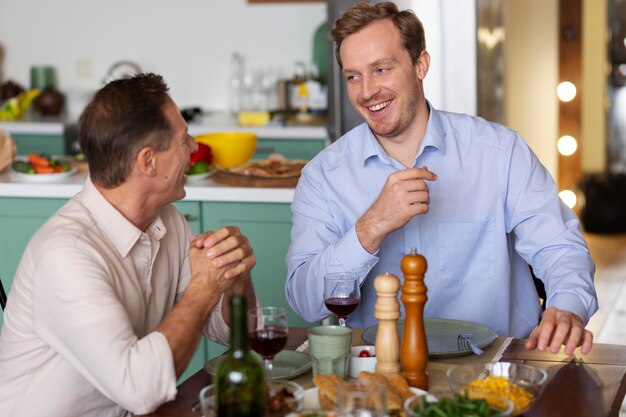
285,1,597,356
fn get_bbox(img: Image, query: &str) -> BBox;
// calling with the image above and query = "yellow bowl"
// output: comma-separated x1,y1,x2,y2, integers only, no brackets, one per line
195,132,257,169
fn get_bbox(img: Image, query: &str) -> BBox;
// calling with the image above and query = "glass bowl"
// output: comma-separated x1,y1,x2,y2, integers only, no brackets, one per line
446,362,548,415
199,380,304,417
404,391,514,417
267,380,305,416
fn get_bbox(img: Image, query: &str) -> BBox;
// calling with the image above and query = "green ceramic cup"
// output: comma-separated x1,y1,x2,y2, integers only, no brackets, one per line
308,325,351,377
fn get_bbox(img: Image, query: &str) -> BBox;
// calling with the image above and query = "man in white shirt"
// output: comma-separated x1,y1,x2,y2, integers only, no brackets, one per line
0,73,257,417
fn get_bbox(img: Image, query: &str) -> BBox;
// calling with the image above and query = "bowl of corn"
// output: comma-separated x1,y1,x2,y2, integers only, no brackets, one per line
446,362,548,416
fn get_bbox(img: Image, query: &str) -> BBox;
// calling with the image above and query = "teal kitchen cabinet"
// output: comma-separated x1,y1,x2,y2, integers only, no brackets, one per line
171,200,208,382
200,201,316,360
0,197,67,329
254,138,325,161
12,133,65,156
172,201,202,235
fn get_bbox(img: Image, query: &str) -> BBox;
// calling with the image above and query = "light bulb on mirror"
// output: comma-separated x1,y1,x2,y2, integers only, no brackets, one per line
557,82,577,102
559,189,577,209
557,135,578,156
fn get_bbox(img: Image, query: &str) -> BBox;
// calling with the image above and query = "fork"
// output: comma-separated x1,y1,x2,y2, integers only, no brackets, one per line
457,333,484,355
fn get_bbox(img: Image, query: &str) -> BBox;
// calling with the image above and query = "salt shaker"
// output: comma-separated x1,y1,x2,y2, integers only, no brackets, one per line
373,272,402,374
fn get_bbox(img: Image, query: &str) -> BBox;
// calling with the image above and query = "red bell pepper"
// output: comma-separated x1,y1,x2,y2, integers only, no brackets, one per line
190,142,212,164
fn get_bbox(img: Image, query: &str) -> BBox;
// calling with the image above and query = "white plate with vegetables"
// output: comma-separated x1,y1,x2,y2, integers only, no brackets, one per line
10,154,77,183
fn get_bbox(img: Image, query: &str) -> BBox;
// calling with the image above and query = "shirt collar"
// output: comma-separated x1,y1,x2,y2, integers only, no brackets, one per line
360,125,390,166
420,101,447,156
358,100,447,167
81,177,166,257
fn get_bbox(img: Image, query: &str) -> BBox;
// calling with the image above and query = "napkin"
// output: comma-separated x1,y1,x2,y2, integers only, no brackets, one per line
0,130,17,173
295,339,309,353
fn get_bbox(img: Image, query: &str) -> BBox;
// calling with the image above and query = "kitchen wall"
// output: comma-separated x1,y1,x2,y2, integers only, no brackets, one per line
0,0,326,118
504,0,558,176
504,0,607,177
582,0,607,173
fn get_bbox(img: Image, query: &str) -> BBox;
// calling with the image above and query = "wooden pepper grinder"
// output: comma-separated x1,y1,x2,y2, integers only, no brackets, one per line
373,272,402,374
401,248,429,390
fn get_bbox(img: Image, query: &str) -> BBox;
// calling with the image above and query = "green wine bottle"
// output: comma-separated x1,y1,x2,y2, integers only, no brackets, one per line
216,295,266,417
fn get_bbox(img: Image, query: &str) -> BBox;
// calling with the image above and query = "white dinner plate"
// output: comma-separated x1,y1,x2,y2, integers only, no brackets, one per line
302,386,431,411
204,350,311,380
185,170,215,182
10,166,77,183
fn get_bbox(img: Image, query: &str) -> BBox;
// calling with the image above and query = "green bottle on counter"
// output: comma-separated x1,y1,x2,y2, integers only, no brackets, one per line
216,295,266,417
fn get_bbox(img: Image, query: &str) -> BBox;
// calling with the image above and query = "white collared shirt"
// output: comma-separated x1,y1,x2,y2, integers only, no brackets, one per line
0,177,228,417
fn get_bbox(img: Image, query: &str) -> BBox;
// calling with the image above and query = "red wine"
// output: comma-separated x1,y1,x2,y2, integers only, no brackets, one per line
249,327,288,359
325,297,360,318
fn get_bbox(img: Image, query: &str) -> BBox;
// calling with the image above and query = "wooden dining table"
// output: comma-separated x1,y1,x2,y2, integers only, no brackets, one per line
142,327,626,417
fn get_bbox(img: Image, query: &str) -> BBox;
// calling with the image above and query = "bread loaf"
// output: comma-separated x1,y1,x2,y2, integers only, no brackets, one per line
0,130,16,173
313,374,345,410
312,371,413,416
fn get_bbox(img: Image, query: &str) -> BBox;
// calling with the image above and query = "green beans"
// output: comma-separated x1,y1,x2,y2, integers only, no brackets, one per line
410,393,505,417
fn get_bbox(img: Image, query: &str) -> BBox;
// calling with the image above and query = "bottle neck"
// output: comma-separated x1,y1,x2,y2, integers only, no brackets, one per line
229,295,249,354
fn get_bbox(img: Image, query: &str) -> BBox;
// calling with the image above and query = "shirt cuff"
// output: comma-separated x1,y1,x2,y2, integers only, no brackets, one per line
333,226,380,278
549,291,590,324
149,331,178,408
206,295,229,345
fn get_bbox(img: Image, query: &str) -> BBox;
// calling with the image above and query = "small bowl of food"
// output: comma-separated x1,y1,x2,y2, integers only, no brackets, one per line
446,362,548,416
267,380,305,416
404,390,514,417
198,380,304,417
348,345,377,378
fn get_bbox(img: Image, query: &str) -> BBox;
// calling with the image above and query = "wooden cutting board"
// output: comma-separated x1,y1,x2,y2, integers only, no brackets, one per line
212,170,299,188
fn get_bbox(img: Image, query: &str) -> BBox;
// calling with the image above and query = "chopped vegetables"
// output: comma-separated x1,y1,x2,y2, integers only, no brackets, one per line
410,393,506,417
465,375,534,415
12,153,71,175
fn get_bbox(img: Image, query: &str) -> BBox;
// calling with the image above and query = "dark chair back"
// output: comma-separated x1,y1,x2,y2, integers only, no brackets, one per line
529,266,547,311
0,277,7,310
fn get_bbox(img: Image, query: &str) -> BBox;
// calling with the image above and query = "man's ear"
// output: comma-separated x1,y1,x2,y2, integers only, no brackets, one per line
416,50,430,81
135,147,157,176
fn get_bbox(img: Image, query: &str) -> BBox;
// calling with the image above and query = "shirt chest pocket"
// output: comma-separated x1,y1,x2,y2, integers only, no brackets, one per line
437,219,494,284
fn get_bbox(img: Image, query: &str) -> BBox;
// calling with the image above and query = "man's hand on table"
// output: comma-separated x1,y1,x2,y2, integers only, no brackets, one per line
525,307,593,355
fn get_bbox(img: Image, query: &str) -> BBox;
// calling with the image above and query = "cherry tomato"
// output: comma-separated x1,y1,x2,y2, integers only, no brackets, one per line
358,350,371,357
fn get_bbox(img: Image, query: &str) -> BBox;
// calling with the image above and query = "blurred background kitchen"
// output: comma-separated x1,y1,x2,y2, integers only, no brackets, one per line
0,0,610,179
1,0,625,345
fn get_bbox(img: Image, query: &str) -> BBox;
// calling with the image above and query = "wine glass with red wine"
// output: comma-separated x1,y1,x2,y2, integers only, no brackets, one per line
324,273,361,327
248,306,288,380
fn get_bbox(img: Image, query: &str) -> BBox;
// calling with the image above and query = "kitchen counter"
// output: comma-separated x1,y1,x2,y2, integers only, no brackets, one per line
0,170,295,203
0,111,328,141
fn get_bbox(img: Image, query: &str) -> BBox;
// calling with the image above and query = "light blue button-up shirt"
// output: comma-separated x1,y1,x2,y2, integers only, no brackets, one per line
285,104,597,337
